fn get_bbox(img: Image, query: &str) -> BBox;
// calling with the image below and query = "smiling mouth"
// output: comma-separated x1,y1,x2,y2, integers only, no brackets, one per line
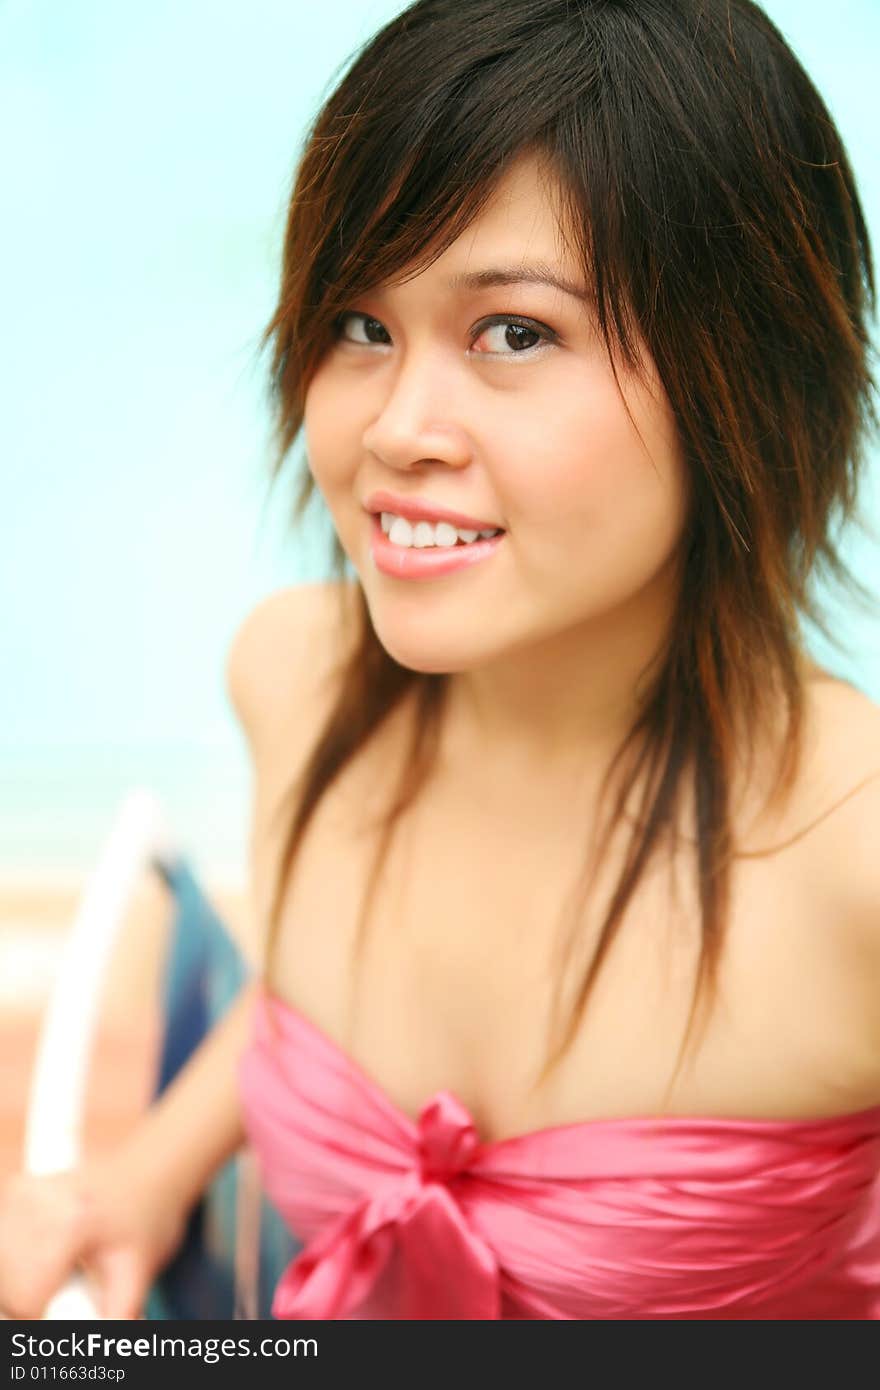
368,512,506,578
373,512,505,548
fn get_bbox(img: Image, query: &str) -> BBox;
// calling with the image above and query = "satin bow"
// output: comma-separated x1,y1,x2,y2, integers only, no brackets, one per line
271,1091,501,1319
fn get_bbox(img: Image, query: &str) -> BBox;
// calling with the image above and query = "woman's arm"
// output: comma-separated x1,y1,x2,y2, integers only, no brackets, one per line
110,977,257,1209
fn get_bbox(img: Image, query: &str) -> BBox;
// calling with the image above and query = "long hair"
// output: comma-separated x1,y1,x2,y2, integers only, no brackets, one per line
257,0,877,1100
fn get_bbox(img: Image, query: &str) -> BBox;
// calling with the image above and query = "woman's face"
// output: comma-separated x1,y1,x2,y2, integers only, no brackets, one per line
303,151,690,681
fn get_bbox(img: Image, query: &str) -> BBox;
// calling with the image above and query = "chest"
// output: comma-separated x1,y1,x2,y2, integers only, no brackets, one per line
248,704,873,1144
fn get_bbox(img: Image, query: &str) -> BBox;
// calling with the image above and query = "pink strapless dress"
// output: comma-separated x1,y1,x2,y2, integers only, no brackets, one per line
238,987,880,1319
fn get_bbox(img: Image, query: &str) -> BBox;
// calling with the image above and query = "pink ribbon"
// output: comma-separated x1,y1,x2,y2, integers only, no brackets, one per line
271,1091,501,1319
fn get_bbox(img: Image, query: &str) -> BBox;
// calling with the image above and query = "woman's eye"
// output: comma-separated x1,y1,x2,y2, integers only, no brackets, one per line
470,316,556,357
334,311,392,345
332,310,556,356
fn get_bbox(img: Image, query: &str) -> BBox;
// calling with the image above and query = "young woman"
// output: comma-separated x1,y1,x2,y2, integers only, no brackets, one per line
3,0,880,1319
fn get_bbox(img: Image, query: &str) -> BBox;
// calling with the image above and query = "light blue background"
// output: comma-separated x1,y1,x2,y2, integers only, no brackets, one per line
1,1,877,881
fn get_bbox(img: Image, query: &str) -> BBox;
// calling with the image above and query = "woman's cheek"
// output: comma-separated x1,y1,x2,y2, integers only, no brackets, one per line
304,383,356,492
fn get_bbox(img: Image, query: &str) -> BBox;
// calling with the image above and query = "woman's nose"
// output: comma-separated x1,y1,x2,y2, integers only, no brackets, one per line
360,353,472,472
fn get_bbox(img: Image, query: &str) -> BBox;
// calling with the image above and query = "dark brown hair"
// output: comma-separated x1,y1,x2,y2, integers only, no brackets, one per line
257,0,877,1100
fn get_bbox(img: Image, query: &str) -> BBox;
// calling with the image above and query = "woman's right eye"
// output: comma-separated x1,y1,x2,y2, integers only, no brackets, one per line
334,311,391,345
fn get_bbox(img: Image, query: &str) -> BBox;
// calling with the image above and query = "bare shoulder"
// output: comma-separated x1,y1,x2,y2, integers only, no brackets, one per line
225,579,359,757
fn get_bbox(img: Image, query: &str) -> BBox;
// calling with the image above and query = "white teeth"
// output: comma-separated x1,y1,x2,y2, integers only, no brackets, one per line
380,511,501,548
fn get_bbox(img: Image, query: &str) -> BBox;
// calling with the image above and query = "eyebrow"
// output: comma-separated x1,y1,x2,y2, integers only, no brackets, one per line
444,263,594,304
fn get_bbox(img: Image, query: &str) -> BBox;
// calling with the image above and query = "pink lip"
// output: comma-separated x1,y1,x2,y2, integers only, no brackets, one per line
368,513,505,581
363,490,503,533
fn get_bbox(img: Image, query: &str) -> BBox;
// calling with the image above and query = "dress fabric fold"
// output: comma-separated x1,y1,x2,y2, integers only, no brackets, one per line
239,988,880,1320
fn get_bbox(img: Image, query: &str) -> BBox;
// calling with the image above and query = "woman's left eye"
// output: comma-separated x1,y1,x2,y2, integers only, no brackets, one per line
470,316,557,357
